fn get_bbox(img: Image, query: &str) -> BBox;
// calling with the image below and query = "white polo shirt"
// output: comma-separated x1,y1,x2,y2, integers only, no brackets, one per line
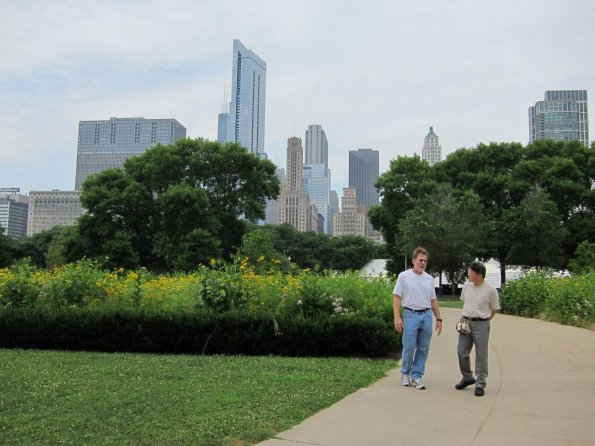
393,268,436,310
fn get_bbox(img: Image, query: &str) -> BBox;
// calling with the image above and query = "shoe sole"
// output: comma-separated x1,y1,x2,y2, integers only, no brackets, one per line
455,380,476,390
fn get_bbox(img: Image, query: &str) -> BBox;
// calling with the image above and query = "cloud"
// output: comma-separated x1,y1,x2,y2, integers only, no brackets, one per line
1,0,593,195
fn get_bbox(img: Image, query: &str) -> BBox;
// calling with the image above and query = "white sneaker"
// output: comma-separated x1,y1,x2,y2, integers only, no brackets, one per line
412,378,426,390
400,374,411,386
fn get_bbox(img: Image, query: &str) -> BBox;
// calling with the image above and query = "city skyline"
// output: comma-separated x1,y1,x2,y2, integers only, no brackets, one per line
1,1,594,195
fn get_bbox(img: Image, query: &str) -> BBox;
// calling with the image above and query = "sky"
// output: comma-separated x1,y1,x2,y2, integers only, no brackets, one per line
1,0,594,195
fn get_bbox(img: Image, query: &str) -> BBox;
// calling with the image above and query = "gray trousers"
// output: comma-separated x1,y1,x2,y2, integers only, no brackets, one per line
457,318,491,388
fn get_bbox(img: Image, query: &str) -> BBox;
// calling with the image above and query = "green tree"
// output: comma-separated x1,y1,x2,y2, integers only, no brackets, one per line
0,226,13,267
514,139,595,261
369,155,438,274
433,142,528,283
398,187,485,294
567,240,595,274
236,229,289,273
502,188,567,268
324,235,386,271
77,139,280,271
11,226,67,267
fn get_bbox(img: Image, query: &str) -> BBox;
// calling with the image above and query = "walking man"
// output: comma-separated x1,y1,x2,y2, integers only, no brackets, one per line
393,247,443,390
455,261,500,396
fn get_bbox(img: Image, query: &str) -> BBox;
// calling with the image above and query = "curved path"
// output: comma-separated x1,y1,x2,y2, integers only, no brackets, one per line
257,307,595,446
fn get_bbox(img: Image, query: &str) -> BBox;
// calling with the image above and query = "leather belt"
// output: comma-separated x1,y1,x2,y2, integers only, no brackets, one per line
463,316,489,321
405,307,430,313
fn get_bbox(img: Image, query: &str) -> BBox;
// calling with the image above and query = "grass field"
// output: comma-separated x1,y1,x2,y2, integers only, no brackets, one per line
0,349,396,446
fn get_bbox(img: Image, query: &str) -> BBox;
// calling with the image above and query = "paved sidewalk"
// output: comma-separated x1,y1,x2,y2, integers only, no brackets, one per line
256,307,595,446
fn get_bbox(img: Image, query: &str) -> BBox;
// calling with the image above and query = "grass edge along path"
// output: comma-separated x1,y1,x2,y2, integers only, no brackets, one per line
0,349,396,446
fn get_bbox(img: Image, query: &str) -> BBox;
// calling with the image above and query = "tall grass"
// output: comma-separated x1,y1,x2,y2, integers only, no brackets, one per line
0,258,395,320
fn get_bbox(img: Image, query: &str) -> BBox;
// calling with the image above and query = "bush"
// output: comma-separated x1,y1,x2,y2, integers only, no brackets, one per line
501,270,594,327
500,270,551,318
0,307,400,357
546,272,594,327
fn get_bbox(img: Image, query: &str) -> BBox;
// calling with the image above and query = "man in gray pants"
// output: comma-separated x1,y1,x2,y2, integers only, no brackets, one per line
455,261,500,397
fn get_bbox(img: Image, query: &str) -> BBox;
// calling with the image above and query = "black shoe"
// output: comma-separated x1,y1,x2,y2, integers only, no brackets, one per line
455,378,476,390
475,387,485,397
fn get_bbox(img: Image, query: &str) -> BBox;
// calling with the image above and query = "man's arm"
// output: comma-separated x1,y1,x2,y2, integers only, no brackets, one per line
393,294,403,333
431,299,443,335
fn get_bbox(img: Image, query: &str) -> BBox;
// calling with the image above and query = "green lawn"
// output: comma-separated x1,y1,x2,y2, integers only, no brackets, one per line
0,349,396,446
437,297,464,309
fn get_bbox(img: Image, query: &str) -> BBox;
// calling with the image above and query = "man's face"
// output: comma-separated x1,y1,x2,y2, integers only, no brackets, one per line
467,268,481,283
412,254,428,274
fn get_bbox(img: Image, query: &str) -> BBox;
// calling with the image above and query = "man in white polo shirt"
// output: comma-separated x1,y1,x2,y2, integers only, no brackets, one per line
393,247,443,390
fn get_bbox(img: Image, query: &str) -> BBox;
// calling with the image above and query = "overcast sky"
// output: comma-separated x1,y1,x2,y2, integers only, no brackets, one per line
1,0,593,195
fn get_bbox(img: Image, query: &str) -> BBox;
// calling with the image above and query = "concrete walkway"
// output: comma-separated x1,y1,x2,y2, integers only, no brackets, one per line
256,307,595,446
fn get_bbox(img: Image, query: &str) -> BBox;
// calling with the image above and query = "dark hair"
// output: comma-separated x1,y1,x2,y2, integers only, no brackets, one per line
469,261,486,278
412,247,429,260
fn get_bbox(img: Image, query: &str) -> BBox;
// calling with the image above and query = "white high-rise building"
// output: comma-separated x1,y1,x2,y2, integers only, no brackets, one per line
226,39,267,157
332,188,367,237
422,126,442,166
27,190,84,236
305,124,328,168
278,137,312,232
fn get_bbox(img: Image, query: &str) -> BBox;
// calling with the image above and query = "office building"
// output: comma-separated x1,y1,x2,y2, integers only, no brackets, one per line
422,126,442,166
0,188,29,238
529,90,589,147
217,112,229,144
349,149,379,209
303,163,330,233
264,168,286,225
305,124,328,168
224,39,267,157
27,190,84,236
277,137,313,232
331,188,367,237
75,117,186,190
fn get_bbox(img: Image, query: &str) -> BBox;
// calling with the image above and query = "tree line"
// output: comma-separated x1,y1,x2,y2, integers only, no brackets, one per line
369,139,595,288
1,138,384,272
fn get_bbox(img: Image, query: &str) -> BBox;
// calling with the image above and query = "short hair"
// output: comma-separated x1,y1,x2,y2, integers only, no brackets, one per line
469,261,486,278
412,247,429,260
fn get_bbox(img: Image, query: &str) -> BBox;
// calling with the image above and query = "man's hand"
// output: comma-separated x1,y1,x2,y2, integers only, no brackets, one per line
394,317,403,333
435,320,442,336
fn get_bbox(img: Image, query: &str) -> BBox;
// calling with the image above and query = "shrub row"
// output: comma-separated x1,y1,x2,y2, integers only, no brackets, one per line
0,308,400,358
500,271,594,327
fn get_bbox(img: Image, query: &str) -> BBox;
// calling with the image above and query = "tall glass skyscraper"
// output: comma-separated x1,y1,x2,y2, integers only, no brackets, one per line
348,149,379,209
226,39,267,157
303,163,330,233
529,90,589,147
305,124,328,168
75,117,186,190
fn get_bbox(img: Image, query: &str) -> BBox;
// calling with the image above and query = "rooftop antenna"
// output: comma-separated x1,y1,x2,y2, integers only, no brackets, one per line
220,85,228,113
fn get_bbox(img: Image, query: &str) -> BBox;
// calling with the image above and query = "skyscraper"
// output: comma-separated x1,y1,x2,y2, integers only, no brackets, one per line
303,124,330,233
226,39,267,157
422,126,442,166
0,188,29,238
529,90,589,147
75,117,186,190
27,190,84,236
303,163,330,233
305,124,328,168
277,137,313,232
348,149,379,209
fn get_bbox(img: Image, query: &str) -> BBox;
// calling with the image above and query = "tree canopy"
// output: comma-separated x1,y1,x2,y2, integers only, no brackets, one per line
73,138,280,271
372,140,594,283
